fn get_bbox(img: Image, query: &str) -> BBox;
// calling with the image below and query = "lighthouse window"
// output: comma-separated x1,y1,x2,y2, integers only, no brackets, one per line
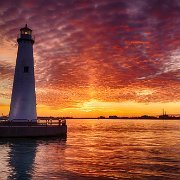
24,66,29,73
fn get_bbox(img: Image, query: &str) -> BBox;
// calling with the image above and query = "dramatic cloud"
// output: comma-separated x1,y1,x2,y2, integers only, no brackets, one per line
0,0,180,115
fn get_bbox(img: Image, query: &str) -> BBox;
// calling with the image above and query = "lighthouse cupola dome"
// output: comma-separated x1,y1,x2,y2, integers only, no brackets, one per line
20,24,32,35
17,24,34,44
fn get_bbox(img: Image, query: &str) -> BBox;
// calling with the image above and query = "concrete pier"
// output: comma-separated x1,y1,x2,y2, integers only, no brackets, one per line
0,120,67,138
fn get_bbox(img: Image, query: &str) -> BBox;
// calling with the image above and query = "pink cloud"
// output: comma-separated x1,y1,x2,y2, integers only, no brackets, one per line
0,0,179,107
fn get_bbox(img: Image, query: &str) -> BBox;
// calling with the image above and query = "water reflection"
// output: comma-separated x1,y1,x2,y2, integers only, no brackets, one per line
0,137,67,180
8,139,37,179
33,137,67,179
0,120,179,179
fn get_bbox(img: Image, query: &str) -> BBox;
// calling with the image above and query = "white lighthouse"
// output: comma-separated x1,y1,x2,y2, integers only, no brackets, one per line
9,24,37,122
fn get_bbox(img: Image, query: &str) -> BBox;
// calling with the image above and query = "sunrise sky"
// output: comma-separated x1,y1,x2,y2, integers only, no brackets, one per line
0,0,180,117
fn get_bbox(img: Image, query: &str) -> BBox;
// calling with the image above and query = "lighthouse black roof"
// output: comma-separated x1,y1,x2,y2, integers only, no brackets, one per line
17,24,34,44
20,24,32,32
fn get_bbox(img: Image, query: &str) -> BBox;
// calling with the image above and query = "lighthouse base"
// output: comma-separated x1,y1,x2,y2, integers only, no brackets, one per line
0,121,67,138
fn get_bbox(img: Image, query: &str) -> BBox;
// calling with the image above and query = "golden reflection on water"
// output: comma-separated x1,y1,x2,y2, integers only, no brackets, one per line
0,120,179,179
0,144,10,180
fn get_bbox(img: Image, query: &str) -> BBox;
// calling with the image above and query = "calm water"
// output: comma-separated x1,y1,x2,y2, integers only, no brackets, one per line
0,119,180,179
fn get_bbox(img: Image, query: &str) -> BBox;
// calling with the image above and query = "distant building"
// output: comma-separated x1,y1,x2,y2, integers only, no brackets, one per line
140,115,157,119
109,115,119,119
98,116,105,119
159,109,171,119
159,114,170,119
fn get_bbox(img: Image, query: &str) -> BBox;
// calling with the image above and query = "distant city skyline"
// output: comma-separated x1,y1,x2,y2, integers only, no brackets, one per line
0,0,179,117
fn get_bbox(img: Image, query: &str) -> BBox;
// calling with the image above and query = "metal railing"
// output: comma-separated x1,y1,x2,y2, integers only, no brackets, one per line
37,119,66,126
0,119,66,127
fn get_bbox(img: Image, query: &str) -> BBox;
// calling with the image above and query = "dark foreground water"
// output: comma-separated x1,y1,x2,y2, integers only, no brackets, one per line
0,119,179,179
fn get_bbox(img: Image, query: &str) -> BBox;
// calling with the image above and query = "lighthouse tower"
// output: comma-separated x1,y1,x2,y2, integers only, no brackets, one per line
9,24,37,122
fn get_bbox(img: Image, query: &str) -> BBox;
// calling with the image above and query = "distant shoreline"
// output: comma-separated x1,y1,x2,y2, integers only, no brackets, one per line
1,117,180,120
37,116,180,120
